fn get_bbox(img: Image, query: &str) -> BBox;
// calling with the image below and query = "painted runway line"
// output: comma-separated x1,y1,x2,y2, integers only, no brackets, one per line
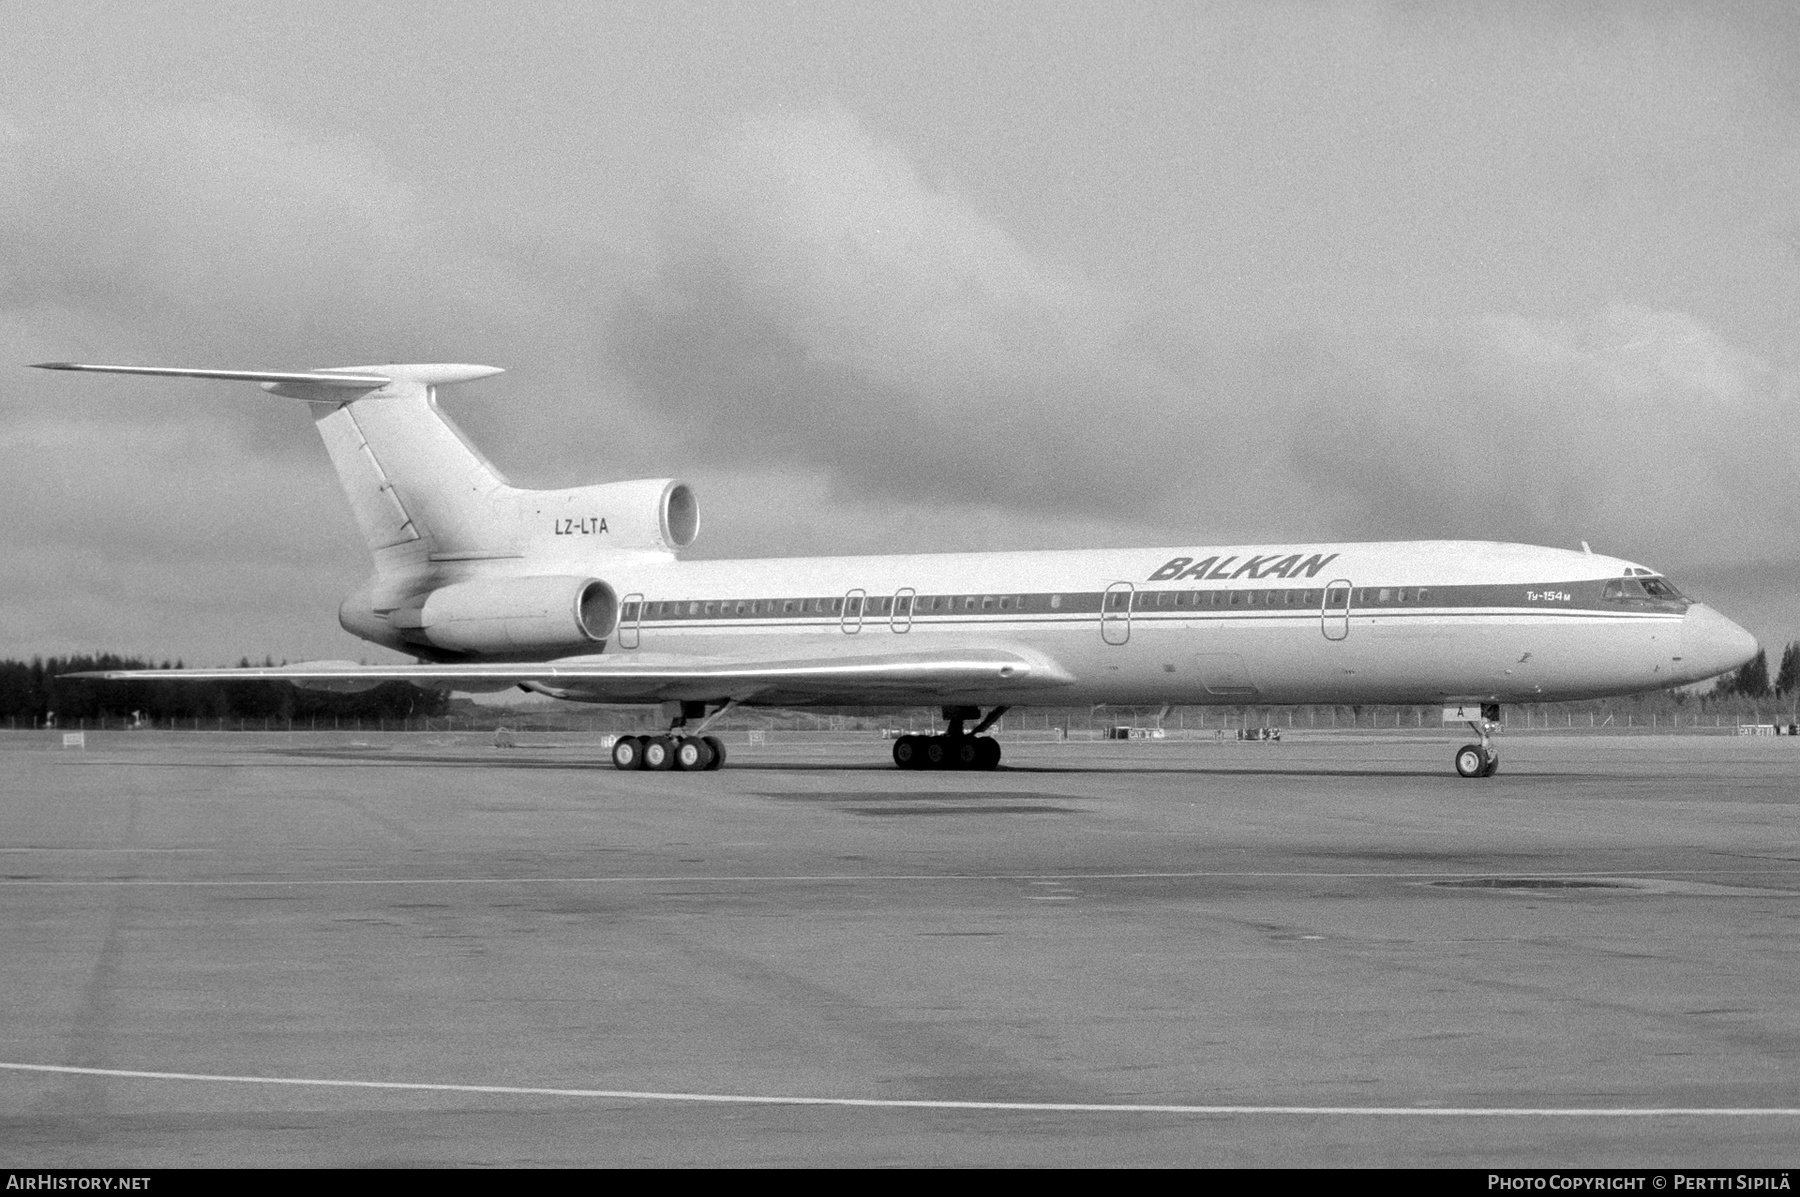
4,1062,1797,1117
0,867,1795,888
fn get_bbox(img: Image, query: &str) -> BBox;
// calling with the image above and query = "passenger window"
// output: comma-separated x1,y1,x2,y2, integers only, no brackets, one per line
1229,591,1241,606
1050,594,1063,609
999,596,1012,610
982,596,993,611
1417,589,1428,603
622,602,639,620
704,603,715,616
687,601,700,615
1378,589,1390,603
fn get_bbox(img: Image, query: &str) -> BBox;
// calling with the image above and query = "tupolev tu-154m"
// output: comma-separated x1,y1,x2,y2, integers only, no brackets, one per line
34,361,1758,777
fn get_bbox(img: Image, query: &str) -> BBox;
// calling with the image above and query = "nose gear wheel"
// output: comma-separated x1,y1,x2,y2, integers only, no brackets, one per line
1452,706,1501,777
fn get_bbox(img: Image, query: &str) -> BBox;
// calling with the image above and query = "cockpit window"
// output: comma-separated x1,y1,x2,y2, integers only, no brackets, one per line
1602,576,1688,609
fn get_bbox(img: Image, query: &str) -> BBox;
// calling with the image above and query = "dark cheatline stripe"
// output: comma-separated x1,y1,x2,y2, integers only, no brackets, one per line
622,579,1685,628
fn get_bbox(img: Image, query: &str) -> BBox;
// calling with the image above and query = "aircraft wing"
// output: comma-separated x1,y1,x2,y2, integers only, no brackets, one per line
62,646,1076,704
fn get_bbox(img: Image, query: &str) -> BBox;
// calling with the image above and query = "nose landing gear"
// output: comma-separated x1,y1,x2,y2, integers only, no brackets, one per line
894,706,1008,771
1453,704,1501,777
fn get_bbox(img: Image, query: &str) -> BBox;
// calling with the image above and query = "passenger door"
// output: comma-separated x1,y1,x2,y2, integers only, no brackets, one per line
890,588,915,633
1321,579,1352,641
841,588,866,635
619,592,644,649
1102,581,1133,645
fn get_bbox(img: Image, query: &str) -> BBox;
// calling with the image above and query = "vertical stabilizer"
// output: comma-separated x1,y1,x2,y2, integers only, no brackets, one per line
266,365,512,569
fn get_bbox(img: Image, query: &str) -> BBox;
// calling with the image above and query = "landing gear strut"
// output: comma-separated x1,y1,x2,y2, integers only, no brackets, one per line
612,700,730,772
893,706,1007,771
1453,703,1501,778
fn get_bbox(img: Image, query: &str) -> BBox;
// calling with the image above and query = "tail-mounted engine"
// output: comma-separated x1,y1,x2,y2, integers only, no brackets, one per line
520,478,698,554
388,575,619,656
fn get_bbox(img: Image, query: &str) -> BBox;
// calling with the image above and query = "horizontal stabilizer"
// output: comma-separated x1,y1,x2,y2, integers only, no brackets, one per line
31,363,393,387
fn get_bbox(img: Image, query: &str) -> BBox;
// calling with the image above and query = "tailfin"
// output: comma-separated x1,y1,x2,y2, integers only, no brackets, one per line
33,362,509,569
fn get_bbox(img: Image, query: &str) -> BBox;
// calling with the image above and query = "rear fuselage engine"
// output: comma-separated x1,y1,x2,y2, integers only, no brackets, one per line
387,575,619,658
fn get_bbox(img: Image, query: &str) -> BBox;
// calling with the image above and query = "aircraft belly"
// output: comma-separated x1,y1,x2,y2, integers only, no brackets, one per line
1288,615,1678,703
609,613,1680,708
1062,614,1683,706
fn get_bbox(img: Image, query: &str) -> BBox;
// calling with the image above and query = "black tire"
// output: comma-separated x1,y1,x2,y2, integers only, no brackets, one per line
954,739,979,769
702,735,726,770
1480,750,1500,778
923,736,948,769
674,736,715,771
1454,744,1485,778
975,737,1001,770
611,735,644,771
893,735,921,769
643,735,677,771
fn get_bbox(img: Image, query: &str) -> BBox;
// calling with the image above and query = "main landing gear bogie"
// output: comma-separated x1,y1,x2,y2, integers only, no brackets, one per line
894,705,1010,771
893,733,1001,771
611,733,725,772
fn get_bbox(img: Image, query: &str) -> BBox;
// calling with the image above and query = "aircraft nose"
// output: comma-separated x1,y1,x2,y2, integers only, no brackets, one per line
1680,604,1759,682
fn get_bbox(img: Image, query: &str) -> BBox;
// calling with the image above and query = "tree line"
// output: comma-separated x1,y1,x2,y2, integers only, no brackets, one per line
3,643,1795,730
1715,642,1800,700
0,655,448,728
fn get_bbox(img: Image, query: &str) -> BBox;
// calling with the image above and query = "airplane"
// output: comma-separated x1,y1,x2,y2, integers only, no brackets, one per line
33,361,1758,777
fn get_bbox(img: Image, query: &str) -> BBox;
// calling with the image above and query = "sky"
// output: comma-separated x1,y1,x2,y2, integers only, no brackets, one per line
3,1,1799,665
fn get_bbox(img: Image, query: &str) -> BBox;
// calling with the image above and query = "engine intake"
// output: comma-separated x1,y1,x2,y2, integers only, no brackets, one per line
389,575,618,655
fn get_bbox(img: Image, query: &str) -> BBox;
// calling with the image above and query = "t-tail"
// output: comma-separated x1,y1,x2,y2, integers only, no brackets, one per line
31,362,699,657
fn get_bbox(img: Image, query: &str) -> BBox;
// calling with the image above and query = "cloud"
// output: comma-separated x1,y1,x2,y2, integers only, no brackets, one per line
608,109,1219,537
0,101,652,659
6,32,1799,665
1277,305,1796,563
611,109,1800,576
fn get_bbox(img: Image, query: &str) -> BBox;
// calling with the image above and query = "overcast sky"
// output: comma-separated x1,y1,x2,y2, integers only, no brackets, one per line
4,1,1799,664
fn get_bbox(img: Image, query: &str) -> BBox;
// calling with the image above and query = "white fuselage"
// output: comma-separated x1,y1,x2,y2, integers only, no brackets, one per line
384,538,1752,710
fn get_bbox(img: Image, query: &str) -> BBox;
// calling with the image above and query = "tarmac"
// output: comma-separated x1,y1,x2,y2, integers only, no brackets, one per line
0,729,1796,1167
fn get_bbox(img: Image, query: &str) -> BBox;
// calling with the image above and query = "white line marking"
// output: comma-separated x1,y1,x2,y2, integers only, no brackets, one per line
2,1062,1794,1116
0,868,1793,888
0,848,214,854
